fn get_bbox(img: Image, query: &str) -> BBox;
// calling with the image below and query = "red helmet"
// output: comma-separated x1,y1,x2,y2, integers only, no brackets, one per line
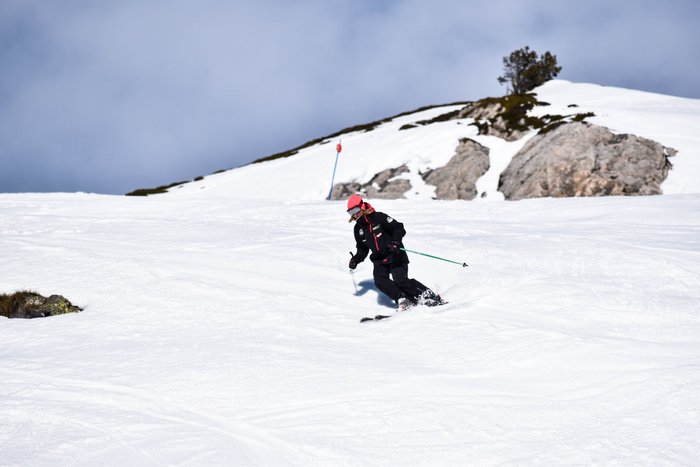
347,194,363,211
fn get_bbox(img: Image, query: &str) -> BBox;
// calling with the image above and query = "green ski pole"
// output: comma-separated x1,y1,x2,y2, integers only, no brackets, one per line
400,248,468,268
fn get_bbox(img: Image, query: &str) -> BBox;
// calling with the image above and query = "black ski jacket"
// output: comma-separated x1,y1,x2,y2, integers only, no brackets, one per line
352,211,409,266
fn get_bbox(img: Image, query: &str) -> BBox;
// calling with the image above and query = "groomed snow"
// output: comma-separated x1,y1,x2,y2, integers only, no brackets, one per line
2,81,700,465
1,193,699,465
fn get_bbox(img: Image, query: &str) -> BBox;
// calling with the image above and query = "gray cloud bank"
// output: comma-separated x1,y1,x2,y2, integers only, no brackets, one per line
1,0,698,194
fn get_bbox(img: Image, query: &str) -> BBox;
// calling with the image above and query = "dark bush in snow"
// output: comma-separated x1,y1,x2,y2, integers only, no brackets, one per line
0,291,82,319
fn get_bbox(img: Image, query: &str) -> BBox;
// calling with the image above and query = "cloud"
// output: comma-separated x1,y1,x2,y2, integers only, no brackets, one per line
1,0,698,194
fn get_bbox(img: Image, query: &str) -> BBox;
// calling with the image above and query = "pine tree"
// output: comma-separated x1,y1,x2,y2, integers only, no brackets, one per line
498,46,562,95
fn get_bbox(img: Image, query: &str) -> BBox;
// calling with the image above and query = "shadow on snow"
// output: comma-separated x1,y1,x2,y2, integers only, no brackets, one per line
353,279,396,309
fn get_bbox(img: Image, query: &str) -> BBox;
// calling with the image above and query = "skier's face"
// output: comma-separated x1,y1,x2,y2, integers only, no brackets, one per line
347,205,362,222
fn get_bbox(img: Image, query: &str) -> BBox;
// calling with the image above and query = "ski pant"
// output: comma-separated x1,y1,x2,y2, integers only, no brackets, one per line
373,262,428,302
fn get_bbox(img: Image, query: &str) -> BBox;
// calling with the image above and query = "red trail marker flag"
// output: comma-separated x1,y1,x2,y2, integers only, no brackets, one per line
327,140,342,200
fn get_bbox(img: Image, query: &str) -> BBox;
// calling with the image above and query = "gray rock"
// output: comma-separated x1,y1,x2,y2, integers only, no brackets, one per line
422,138,490,200
331,182,362,200
332,165,412,200
498,122,675,200
0,291,82,319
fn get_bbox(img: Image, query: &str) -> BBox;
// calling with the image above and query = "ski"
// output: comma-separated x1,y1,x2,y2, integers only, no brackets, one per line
359,299,449,323
360,314,392,323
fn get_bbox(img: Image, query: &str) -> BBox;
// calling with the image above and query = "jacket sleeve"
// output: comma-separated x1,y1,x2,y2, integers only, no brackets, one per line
353,226,369,263
381,213,406,243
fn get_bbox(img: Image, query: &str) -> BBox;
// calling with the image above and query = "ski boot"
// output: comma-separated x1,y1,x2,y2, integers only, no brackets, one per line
418,289,446,307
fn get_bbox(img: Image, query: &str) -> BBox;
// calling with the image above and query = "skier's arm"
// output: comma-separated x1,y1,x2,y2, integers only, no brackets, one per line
353,230,369,263
382,214,406,243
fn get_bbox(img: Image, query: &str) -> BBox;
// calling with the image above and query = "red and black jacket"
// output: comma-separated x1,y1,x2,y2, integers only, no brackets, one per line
353,210,409,266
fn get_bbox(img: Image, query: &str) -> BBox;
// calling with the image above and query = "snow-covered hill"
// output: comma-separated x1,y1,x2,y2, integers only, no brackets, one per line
168,80,700,200
2,81,700,465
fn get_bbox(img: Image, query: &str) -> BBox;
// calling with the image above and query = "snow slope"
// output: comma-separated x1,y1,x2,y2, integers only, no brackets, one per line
2,81,700,465
1,193,700,466
170,80,700,200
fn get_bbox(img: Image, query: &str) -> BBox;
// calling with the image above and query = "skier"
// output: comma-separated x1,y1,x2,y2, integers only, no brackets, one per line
346,194,443,310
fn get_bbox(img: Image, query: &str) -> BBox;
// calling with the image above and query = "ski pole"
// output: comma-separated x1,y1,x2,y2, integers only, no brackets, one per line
326,140,342,200
349,252,358,292
400,248,468,267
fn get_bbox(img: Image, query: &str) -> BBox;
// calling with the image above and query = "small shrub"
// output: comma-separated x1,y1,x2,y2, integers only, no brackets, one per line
572,112,595,122
498,46,562,95
1,290,82,319
0,290,38,318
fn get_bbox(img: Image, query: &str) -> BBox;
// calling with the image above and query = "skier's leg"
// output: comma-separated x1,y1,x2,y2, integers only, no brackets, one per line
390,265,424,301
392,265,442,304
410,278,429,294
373,263,403,301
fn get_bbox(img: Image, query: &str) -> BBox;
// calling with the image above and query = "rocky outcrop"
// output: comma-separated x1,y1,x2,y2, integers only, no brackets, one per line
458,99,531,141
0,291,82,319
498,122,676,200
331,138,491,201
406,93,594,142
422,138,490,200
332,165,412,200
331,106,673,203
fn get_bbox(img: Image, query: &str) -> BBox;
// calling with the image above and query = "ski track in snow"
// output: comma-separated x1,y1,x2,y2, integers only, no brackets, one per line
1,193,700,466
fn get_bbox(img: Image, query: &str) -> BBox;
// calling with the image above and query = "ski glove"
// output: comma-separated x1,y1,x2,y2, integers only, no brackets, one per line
388,241,401,253
349,252,358,270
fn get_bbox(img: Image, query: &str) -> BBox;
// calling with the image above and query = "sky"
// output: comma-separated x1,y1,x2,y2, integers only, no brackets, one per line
1,0,699,195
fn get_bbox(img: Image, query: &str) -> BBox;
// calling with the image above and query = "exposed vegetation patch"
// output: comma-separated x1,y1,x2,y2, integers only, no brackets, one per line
465,93,550,139
126,180,190,196
397,93,593,140
457,93,595,141
539,112,595,135
412,109,464,127
1,290,82,319
572,112,595,122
